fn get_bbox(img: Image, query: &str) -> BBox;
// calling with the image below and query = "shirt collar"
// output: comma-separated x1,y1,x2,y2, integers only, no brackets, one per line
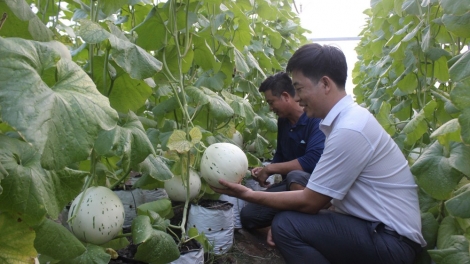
297,112,308,126
320,95,354,129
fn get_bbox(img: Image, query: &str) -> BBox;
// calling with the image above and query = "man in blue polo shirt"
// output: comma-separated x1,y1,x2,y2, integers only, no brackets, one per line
240,72,325,229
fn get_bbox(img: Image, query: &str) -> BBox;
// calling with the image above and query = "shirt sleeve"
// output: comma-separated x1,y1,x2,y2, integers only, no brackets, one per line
297,118,325,173
306,128,373,200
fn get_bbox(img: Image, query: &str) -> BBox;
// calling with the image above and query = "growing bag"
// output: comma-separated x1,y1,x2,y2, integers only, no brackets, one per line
187,200,234,255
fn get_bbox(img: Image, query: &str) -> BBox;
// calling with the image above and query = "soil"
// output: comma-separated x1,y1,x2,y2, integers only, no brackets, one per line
109,227,284,264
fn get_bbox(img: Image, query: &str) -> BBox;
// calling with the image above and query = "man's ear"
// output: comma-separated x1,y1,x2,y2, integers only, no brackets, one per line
281,91,291,101
321,76,332,94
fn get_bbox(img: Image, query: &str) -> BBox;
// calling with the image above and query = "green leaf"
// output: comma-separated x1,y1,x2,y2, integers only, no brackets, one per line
109,34,163,79
376,101,396,136
137,199,173,219
190,127,203,145
445,187,470,218
421,212,439,249
134,230,180,264
397,73,418,94
410,141,463,200
442,13,470,38
0,37,118,170
246,51,266,78
193,36,219,71
132,215,154,244
0,213,37,264
193,71,226,91
100,0,128,17
432,56,450,83
0,135,87,225
428,235,470,264
167,130,192,153
440,0,470,15
450,80,470,144
437,216,461,249
231,21,252,51
200,87,234,120
77,19,111,44
135,7,166,51
95,111,155,169
449,51,470,82
137,155,174,181
234,48,250,74
402,112,428,145
221,90,256,125
264,26,282,49
33,218,86,260
404,100,436,144
59,244,111,264
185,86,210,105
402,21,423,42
430,118,461,147
245,152,263,168
1,0,53,41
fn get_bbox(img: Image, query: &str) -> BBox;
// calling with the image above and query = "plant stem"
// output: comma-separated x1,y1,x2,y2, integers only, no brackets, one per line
110,168,132,190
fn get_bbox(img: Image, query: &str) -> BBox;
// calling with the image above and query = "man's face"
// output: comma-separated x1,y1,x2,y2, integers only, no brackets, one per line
292,71,323,118
263,89,287,117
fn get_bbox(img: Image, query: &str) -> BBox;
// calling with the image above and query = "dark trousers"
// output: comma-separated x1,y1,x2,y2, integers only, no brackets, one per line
240,170,310,229
271,210,420,264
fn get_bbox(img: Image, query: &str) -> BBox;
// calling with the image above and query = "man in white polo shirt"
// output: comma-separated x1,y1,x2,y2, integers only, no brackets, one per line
212,43,426,263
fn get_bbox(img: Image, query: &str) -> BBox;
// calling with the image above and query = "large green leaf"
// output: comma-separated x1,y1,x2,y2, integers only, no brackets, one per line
59,244,111,264
0,213,37,264
100,0,128,17
437,216,462,249
135,7,166,51
450,81,470,144
134,229,180,264
430,118,462,147
421,212,439,249
0,37,118,170
136,155,174,181
411,141,464,200
95,111,155,170
221,90,256,125
449,51,470,82
1,0,53,41
442,13,470,38
77,19,111,44
136,199,173,219
109,35,163,80
376,101,396,136
193,36,219,71
34,218,86,260
193,71,226,91
200,87,234,120
0,135,87,225
428,235,470,264
445,184,470,218
440,0,470,15
234,47,250,74
132,215,155,244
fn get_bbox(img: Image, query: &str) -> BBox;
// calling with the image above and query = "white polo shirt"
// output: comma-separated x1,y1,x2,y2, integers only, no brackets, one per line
307,95,426,246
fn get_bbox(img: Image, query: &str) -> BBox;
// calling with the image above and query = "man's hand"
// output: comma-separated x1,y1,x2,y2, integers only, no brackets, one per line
267,227,276,247
210,179,252,199
251,166,271,187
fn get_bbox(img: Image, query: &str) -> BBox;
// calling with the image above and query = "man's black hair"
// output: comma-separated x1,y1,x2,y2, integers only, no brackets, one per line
259,72,295,97
286,43,347,89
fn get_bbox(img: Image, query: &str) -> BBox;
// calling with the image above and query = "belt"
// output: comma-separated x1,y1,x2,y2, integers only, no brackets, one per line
380,228,421,253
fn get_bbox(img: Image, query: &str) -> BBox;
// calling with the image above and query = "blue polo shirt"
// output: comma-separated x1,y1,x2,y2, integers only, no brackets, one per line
272,113,325,174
